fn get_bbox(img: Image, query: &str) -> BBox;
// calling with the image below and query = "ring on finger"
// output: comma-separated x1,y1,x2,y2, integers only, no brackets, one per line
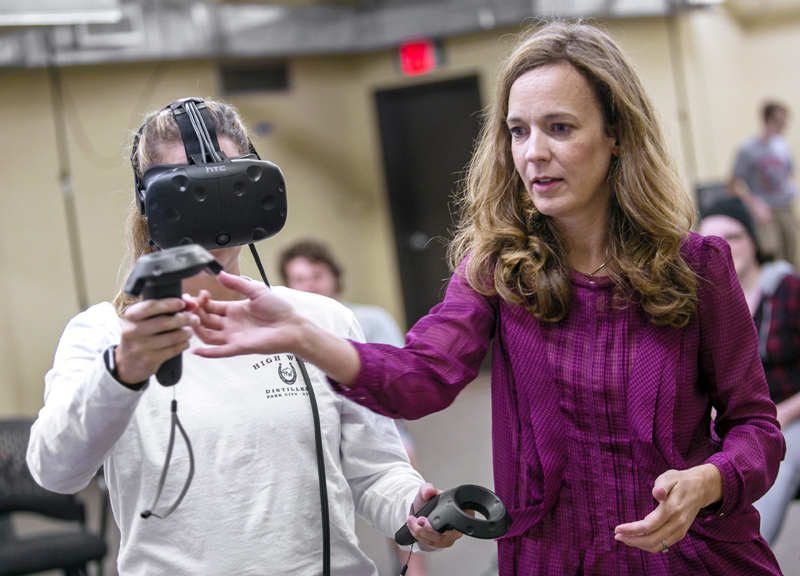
661,540,668,553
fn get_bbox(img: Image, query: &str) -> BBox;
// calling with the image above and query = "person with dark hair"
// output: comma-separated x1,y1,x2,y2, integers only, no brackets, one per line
187,22,784,574
278,239,405,347
731,101,798,265
699,197,800,547
25,98,460,576
279,239,345,294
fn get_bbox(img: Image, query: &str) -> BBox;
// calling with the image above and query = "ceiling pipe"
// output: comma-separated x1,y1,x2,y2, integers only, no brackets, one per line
0,0,695,68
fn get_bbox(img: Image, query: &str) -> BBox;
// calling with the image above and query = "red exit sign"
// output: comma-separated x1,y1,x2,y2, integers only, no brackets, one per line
398,39,438,76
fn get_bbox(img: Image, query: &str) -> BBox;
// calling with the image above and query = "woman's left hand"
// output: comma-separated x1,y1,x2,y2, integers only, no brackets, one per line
614,463,723,553
404,484,464,550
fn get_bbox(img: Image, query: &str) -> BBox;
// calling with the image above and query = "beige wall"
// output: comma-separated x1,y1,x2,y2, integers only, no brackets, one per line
681,8,800,182
0,61,222,416
2,9,799,417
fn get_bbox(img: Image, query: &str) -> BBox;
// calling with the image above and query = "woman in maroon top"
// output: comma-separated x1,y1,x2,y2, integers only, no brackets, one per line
187,21,784,575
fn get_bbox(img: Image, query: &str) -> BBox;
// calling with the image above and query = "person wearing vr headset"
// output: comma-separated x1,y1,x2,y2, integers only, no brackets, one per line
26,98,460,576
185,22,785,576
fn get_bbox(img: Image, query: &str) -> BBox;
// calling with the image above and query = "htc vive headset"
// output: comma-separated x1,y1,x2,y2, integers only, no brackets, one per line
132,97,287,251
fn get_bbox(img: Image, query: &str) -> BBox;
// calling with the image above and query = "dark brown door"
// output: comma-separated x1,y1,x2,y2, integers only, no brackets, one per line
375,75,483,329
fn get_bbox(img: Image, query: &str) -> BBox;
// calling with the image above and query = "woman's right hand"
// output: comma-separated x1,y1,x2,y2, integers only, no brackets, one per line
187,274,307,358
189,272,361,386
115,298,197,384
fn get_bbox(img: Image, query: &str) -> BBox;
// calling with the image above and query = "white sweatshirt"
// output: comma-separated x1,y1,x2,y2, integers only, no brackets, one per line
27,287,424,576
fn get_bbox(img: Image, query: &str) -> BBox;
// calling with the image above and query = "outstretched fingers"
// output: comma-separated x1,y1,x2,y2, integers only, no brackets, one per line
614,491,671,551
192,343,241,359
195,297,232,319
191,321,229,347
191,302,226,332
217,271,268,300
614,506,667,538
189,298,232,348
615,530,681,554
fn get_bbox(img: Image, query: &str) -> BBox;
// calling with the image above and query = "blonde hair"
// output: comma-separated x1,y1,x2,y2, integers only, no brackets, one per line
112,99,250,316
449,20,697,328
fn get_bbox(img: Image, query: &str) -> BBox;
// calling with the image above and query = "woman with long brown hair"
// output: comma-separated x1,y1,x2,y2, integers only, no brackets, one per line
186,22,784,574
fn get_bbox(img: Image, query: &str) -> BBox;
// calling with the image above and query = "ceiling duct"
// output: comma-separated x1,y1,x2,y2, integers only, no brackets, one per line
75,3,144,48
0,0,691,68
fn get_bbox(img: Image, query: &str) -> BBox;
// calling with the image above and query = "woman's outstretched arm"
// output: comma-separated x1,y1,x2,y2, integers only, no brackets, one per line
189,271,361,385
192,267,496,421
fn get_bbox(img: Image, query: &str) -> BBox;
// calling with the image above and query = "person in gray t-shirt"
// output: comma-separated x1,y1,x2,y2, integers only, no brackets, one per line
731,101,799,264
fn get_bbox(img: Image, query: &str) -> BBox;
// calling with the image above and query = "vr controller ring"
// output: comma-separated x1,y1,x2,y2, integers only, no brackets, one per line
441,484,506,537
395,484,512,546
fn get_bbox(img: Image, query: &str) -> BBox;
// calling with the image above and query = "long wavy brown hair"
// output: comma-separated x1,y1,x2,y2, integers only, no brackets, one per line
449,20,697,328
112,99,250,316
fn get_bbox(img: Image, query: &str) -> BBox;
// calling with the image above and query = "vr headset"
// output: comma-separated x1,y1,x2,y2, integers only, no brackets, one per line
131,97,287,251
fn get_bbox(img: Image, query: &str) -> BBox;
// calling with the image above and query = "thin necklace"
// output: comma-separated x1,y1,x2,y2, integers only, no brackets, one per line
586,257,611,277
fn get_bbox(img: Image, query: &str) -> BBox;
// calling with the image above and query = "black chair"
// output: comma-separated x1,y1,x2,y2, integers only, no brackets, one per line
0,418,107,576
695,181,731,216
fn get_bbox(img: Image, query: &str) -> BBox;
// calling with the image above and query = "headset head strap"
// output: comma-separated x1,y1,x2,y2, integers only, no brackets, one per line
169,97,221,165
131,97,224,214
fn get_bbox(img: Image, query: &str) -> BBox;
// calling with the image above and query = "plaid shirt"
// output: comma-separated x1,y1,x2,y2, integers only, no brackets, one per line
754,271,800,404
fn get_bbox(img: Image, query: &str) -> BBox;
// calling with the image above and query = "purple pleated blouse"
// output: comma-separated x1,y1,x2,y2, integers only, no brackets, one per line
333,232,785,575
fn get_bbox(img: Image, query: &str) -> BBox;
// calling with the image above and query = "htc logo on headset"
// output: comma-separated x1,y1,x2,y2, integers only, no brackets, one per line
205,165,226,173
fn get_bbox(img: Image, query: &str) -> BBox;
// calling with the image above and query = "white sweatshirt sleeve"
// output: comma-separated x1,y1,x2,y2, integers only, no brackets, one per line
27,303,147,494
335,314,424,542
339,395,424,540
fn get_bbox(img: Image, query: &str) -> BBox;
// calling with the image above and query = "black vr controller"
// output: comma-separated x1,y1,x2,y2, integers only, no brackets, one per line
395,484,512,546
124,244,222,386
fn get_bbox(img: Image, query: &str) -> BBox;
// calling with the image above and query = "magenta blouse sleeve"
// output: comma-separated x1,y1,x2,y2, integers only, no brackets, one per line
697,235,785,516
330,270,496,420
